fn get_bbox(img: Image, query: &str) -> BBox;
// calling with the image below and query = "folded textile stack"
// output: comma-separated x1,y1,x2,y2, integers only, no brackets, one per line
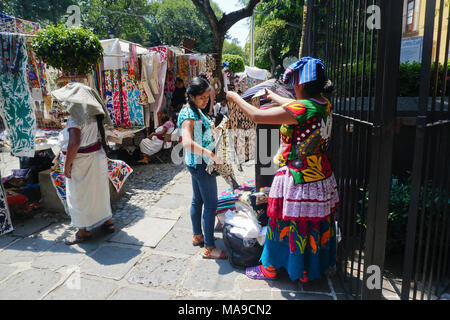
216,179,256,215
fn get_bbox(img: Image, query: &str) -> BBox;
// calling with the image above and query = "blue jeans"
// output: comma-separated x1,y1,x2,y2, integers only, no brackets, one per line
187,163,218,248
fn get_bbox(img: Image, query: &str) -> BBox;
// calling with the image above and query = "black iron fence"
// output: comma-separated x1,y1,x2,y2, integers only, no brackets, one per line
306,0,448,300
400,0,450,300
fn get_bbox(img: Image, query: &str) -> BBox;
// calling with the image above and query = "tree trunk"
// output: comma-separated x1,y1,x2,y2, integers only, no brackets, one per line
191,0,261,98
213,33,226,101
51,0,58,24
269,49,276,76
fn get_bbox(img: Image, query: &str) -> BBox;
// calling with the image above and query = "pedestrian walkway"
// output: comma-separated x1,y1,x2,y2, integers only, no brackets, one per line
0,161,346,300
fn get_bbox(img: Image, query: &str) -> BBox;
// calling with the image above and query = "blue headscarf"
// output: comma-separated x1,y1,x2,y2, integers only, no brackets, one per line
282,57,325,87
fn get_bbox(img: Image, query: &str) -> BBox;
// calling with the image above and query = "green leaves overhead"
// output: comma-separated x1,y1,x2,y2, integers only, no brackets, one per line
223,54,245,73
31,24,103,76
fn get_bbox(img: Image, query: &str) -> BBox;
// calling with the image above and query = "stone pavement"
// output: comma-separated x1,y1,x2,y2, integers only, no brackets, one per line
0,159,347,300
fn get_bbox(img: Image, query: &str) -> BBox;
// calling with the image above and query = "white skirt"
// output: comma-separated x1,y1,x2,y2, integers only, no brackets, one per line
66,149,112,230
267,166,340,221
139,137,164,156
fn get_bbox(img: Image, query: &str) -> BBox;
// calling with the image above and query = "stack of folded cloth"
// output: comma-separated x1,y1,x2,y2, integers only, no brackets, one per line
216,179,256,215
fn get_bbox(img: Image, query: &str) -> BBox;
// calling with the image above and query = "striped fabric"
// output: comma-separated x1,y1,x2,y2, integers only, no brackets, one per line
282,57,325,87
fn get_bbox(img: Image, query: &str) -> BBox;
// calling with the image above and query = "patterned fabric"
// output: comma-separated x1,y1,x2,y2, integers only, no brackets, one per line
107,158,133,192
261,211,337,281
0,174,13,236
113,70,132,127
50,155,69,212
177,106,214,168
149,46,168,63
268,168,339,220
206,116,238,189
189,57,199,78
275,99,333,185
50,154,133,212
127,89,144,127
164,73,175,93
15,17,40,35
228,102,257,164
0,13,16,33
0,35,36,157
282,57,325,87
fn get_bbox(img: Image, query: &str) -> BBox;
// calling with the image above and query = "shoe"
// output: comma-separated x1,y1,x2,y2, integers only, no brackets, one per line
101,222,115,234
245,265,277,280
65,231,92,245
201,246,227,260
192,234,204,247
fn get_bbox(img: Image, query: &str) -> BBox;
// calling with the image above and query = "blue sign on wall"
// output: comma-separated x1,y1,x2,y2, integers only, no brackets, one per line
400,36,423,63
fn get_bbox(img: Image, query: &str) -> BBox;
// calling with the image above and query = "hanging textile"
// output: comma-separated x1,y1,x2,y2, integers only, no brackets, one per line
228,101,257,164
114,69,132,127
189,56,199,78
148,48,168,127
123,60,144,127
178,55,190,86
0,34,36,157
206,116,239,189
50,155,133,213
0,12,16,33
14,17,40,35
0,173,13,236
104,70,116,125
149,46,168,63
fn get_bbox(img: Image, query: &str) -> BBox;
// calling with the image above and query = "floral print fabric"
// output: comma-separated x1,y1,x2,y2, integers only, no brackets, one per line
276,98,333,185
261,211,337,281
0,35,36,157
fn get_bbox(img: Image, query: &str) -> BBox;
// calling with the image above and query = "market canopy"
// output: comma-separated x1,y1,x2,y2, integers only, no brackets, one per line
100,38,148,70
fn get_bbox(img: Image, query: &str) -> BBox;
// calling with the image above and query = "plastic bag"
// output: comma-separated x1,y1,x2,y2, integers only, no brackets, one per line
222,223,263,269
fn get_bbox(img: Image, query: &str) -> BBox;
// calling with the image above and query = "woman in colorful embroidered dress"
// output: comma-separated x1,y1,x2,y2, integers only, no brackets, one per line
177,76,227,260
226,57,338,283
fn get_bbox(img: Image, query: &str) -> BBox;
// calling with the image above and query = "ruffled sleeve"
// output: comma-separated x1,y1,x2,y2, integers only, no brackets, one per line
177,107,197,128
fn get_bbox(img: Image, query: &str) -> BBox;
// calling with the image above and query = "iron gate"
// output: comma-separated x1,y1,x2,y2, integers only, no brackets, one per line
400,0,450,300
308,0,449,300
309,0,403,299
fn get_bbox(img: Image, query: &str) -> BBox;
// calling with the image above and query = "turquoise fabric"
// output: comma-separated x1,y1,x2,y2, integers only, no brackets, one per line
177,106,214,168
0,35,36,157
260,211,337,282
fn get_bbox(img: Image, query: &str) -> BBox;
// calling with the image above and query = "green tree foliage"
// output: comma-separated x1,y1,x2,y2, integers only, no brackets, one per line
222,54,245,73
146,0,222,53
254,19,290,73
31,24,103,75
80,0,154,47
223,40,248,65
1,0,78,24
250,0,304,74
1,0,222,53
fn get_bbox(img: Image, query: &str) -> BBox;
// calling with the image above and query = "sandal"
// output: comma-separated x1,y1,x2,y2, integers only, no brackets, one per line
65,231,91,245
101,221,115,234
192,234,204,247
201,246,227,260
245,265,277,280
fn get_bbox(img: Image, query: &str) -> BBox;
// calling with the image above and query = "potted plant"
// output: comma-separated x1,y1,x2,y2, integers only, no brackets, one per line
31,24,103,84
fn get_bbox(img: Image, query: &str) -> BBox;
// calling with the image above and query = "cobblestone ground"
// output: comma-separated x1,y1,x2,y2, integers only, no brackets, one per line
0,151,353,300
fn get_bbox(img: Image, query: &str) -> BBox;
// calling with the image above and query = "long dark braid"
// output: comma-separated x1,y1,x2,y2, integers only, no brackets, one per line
96,114,109,153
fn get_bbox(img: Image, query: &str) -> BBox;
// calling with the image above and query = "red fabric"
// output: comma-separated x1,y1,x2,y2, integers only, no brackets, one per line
7,192,27,206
